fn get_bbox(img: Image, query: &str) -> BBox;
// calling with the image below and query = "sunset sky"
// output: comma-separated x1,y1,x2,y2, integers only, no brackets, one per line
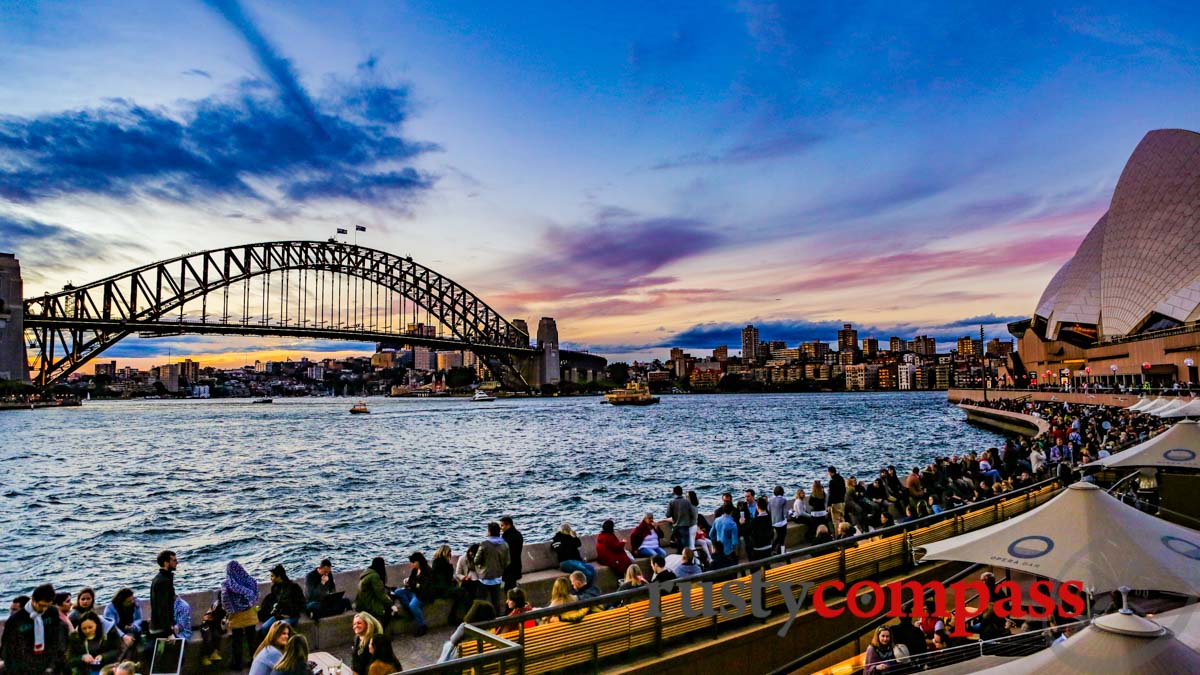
3,1,1200,368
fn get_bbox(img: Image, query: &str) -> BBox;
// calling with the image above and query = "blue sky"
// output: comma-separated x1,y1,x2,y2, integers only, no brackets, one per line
2,1,1198,365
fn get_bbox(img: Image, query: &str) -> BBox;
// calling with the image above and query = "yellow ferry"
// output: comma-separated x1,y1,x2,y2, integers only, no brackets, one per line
603,381,660,406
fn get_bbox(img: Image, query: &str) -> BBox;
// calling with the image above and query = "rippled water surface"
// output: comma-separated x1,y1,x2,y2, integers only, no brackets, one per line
0,392,1002,598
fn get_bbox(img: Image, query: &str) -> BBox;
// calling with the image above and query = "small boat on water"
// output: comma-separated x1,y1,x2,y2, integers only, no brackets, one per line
603,381,660,406
252,398,274,404
471,390,497,402
349,400,370,414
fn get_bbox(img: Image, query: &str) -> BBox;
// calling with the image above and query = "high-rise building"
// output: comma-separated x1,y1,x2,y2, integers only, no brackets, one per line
837,323,858,352
372,351,396,369
413,346,435,371
181,359,199,383
801,340,830,362
670,347,685,363
95,361,118,377
956,336,982,357
768,340,788,352
861,337,879,359
741,325,760,362
986,338,1014,357
436,351,463,370
909,336,937,355
889,336,906,353
157,363,180,392
712,345,728,361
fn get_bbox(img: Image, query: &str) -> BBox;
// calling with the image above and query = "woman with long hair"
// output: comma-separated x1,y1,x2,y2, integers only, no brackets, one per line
66,611,122,675
102,588,144,646
68,588,97,628
451,544,481,624
355,557,392,626
248,622,291,675
808,480,830,534
350,612,384,675
542,577,587,624
220,560,260,670
864,626,896,675
271,634,310,675
551,522,595,583
392,551,432,636
430,545,457,601
365,635,402,675
595,519,633,577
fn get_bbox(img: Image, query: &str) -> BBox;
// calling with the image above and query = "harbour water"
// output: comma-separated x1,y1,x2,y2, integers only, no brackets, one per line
0,392,1002,600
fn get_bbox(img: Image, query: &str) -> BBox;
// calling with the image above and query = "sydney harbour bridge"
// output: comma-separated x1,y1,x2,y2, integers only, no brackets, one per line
0,240,607,389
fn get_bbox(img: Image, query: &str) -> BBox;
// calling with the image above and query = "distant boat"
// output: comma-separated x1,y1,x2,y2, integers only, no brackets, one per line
603,381,660,406
252,398,274,404
471,390,497,402
350,400,370,414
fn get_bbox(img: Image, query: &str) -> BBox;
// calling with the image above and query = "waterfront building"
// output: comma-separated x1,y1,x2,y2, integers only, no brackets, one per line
986,337,1014,357
897,361,917,390
956,336,982,356
741,324,760,362
889,336,906,353
181,359,200,384
436,351,463,370
1010,129,1200,388
837,323,858,352
371,350,396,369
877,363,898,389
801,340,830,362
861,337,878,358
845,363,880,390
413,346,435,371
95,361,117,377
712,345,728,361
909,335,938,355
837,349,858,366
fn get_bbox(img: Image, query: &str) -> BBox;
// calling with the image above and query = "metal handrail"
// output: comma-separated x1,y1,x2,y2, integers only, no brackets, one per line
401,623,523,674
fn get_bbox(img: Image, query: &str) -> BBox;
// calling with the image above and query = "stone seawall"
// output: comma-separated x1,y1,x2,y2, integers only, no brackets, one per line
947,388,1141,408
957,403,1050,438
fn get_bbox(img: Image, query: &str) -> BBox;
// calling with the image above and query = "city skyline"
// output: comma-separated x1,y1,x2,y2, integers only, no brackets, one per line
4,2,1200,366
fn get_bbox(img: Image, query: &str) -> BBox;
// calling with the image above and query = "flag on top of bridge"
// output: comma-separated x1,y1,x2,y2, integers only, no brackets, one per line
355,225,367,232
336,228,348,234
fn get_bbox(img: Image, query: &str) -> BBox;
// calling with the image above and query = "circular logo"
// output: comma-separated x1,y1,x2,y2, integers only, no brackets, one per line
1162,536,1200,560
1163,448,1197,462
1008,535,1055,559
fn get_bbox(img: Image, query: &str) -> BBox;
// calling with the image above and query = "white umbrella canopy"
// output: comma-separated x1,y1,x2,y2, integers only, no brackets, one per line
1140,398,1175,415
917,483,1200,596
1152,399,1190,417
1129,397,1160,412
974,612,1200,674
1096,420,1200,470
1159,398,1200,418
1148,602,1200,652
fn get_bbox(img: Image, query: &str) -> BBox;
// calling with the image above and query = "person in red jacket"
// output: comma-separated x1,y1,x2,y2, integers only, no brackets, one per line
595,519,633,577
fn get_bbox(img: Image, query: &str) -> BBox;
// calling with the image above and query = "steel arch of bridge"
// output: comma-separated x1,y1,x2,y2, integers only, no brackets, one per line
23,240,535,387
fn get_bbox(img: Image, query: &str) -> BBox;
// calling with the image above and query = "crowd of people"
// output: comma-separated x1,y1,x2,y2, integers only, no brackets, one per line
4,398,1166,675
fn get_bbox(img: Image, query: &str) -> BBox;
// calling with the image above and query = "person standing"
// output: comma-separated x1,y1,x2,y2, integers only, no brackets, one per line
767,486,789,555
148,550,178,649
2,584,67,675
473,522,511,615
665,486,697,552
827,467,847,527
499,516,524,591
220,561,260,671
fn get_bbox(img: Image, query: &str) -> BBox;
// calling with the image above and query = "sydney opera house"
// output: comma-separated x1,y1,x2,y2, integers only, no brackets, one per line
1009,128,1200,388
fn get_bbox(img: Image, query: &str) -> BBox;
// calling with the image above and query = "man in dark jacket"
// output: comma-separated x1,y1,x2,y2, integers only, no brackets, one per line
474,522,511,615
1,584,66,675
499,516,524,591
665,486,697,552
305,559,350,618
827,466,847,527
148,551,177,638
260,565,305,631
